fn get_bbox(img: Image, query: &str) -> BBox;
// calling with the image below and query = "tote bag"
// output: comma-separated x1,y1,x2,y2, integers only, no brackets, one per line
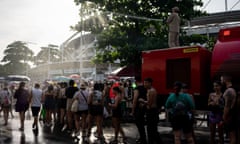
71,99,79,112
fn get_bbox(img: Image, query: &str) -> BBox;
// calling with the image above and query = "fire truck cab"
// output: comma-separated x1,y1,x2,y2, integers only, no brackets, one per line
211,26,240,88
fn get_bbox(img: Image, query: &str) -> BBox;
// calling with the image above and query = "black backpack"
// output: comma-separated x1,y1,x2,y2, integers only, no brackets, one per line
171,93,188,117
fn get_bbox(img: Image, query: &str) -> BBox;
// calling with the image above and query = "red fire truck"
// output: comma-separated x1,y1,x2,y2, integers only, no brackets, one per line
142,26,240,110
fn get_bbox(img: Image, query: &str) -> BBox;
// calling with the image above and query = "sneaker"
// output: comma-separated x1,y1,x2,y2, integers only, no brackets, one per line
75,131,80,136
61,124,68,131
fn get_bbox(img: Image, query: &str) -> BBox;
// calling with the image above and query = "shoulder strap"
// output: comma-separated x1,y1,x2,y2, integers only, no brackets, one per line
175,93,188,107
80,90,87,103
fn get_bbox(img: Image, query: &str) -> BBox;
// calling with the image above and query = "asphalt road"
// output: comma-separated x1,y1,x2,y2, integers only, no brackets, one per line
0,112,212,144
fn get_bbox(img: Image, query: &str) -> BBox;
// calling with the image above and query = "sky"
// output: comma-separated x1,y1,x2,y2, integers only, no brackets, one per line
0,0,80,60
201,0,240,12
0,0,239,61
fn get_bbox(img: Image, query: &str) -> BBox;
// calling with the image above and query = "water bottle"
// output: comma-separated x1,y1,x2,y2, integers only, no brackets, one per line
111,98,115,104
188,112,192,120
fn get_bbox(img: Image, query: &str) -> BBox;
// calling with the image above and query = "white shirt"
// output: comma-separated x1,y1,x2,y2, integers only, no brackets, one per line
0,89,11,105
31,87,43,107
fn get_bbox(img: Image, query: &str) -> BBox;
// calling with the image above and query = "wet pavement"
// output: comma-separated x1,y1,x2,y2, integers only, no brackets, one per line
0,112,212,144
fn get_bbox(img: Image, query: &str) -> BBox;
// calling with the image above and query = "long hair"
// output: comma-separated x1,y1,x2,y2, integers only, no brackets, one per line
113,86,122,94
17,82,25,91
47,85,54,92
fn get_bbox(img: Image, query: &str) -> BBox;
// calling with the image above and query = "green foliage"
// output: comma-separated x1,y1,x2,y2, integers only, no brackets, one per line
0,64,7,76
181,34,208,45
71,1,108,34
34,45,62,65
1,41,34,75
180,34,216,51
74,0,206,67
2,41,34,63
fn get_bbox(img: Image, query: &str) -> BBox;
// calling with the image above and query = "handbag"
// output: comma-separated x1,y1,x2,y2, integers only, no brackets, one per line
71,99,79,112
103,106,110,118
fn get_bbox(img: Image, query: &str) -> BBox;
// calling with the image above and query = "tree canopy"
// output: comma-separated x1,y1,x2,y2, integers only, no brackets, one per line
34,45,62,65
73,0,206,68
1,41,34,75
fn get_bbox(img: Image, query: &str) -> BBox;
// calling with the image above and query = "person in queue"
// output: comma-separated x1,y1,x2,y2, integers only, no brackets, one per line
14,82,30,131
165,81,195,144
131,76,147,144
109,86,126,144
29,83,43,130
42,84,55,127
139,78,162,144
0,84,11,126
221,75,237,144
73,83,89,137
87,83,104,141
59,82,68,127
9,84,16,118
65,80,79,132
181,83,196,143
208,81,224,144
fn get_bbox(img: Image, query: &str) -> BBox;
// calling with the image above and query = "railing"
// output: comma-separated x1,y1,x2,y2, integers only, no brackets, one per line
159,110,210,131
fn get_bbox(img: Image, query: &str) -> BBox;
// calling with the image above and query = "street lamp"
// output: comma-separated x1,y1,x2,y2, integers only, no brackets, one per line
225,0,228,11
93,37,98,80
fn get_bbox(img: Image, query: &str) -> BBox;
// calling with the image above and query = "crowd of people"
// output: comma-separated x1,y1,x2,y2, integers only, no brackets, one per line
0,79,134,144
164,75,240,144
0,74,239,144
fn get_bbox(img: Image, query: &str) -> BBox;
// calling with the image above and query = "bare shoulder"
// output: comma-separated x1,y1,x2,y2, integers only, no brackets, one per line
149,88,157,94
225,88,236,96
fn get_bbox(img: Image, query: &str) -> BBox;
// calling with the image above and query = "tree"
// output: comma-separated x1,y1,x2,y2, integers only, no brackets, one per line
71,1,108,33
0,64,7,76
181,34,216,51
1,41,34,75
74,0,206,68
34,44,61,65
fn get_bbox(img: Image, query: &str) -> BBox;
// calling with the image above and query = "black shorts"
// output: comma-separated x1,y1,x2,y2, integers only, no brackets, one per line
112,109,122,118
89,105,103,116
2,104,11,109
31,107,41,117
76,110,88,116
171,114,193,133
225,119,237,132
59,98,67,109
